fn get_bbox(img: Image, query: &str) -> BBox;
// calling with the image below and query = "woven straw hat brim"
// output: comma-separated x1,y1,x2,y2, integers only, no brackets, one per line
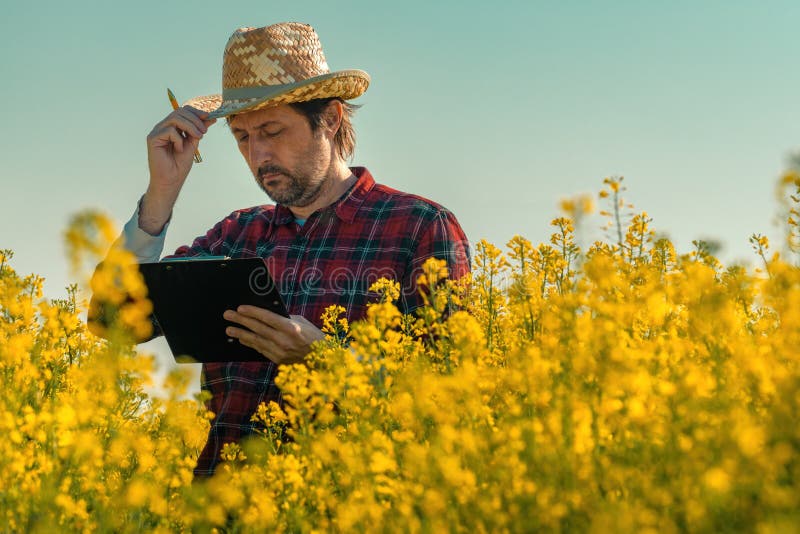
186,69,369,119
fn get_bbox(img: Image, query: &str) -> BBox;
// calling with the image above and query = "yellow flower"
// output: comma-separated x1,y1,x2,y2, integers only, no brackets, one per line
369,451,397,474
703,467,731,493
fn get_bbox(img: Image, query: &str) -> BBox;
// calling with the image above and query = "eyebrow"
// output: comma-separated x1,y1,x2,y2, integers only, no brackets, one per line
230,120,282,134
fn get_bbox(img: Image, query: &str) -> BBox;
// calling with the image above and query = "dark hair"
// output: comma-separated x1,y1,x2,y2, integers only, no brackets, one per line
226,98,361,161
289,97,360,160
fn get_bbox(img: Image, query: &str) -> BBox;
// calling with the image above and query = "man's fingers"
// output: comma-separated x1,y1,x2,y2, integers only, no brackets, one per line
150,121,205,156
234,306,282,327
224,310,281,343
150,111,204,140
181,106,217,128
180,105,216,133
148,125,200,153
147,107,211,152
163,128,184,153
227,326,282,363
168,114,204,139
184,105,212,120
235,305,291,331
224,308,324,366
175,107,209,135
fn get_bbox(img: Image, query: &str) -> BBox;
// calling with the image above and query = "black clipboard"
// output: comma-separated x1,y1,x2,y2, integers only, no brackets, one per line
138,257,289,363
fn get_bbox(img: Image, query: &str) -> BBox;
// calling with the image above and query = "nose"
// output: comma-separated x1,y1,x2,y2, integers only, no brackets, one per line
247,136,272,170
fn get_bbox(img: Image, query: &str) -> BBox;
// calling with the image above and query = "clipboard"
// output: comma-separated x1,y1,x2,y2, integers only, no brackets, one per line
138,257,289,363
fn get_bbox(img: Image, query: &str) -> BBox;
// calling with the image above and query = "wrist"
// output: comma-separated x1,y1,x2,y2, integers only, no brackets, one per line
139,189,176,236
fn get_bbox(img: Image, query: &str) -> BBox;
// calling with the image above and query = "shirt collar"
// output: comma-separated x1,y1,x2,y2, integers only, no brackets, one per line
335,167,375,223
272,167,375,226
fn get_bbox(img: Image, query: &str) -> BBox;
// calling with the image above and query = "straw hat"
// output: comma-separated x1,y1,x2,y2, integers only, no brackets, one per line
186,22,369,119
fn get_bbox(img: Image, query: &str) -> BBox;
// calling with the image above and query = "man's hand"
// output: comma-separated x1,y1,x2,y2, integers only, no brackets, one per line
140,106,216,235
147,105,215,190
223,305,326,365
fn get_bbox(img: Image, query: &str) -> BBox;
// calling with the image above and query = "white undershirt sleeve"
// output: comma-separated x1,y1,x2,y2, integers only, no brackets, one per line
116,195,171,263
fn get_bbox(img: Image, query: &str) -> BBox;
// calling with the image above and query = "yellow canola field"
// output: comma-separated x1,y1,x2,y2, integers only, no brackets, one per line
1,174,799,533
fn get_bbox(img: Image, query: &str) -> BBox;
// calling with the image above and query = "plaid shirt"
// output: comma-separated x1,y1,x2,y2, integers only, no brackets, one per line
159,167,470,477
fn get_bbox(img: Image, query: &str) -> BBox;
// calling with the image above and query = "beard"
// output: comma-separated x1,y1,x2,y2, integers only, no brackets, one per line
256,163,326,207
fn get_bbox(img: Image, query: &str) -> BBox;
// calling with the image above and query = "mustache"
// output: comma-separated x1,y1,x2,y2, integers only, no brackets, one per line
257,164,289,178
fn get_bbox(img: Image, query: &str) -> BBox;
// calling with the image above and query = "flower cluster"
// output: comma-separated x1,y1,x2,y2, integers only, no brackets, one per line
0,216,209,532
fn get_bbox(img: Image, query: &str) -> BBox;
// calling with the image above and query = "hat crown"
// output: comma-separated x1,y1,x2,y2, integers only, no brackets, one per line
185,22,369,119
221,22,331,91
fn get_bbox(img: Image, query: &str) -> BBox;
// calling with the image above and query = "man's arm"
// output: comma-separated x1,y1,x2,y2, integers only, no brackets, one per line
126,103,217,251
88,105,216,340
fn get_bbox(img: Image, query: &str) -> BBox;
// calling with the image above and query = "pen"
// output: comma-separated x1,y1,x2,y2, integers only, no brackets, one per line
167,88,203,163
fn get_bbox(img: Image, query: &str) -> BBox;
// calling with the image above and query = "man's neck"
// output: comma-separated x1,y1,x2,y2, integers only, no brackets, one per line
288,162,356,220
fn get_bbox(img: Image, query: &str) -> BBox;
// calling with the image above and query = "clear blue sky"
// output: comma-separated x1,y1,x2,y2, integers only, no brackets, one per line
2,0,799,298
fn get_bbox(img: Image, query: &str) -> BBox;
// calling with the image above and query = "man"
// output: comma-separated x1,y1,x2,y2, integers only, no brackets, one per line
111,22,470,477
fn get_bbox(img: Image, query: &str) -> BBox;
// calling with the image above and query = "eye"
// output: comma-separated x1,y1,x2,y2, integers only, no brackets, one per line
261,128,283,138
236,134,248,143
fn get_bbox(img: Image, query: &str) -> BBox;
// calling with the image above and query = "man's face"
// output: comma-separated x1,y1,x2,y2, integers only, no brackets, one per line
229,104,333,207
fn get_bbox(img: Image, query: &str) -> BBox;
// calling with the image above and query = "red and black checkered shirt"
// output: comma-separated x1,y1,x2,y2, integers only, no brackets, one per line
162,167,471,477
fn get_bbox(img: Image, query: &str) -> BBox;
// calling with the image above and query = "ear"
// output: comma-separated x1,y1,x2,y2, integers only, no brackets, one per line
322,100,344,139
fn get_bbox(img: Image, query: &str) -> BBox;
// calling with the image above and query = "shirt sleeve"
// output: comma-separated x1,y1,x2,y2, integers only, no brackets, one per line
117,195,171,263
400,208,472,314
